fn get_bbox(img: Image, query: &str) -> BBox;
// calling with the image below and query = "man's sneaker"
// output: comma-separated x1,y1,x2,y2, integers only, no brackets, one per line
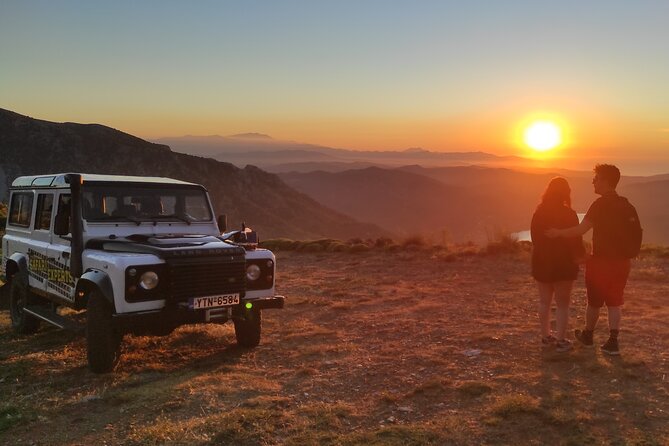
541,335,557,345
555,339,573,353
574,329,594,347
601,338,620,356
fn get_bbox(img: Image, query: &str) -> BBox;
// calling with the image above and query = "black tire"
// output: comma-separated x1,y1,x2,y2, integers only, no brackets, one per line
9,274,40,335
234,308,262,348
86,291,122,373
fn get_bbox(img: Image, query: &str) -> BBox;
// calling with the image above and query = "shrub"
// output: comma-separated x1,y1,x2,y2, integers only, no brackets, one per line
489,394,541,417
259,238,298,251
374,237,394,248
326,242,349,253
348,243,370,253
401,235,426,248
299,243,325,253
485,233,521,255
384,244,402,252
457,381,493,397
641,244,669,258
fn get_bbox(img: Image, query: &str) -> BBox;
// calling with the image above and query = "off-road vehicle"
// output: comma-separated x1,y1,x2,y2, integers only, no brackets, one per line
1,173,284,372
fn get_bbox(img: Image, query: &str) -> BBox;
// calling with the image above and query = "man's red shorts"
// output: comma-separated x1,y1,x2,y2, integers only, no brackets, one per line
585,256,631,307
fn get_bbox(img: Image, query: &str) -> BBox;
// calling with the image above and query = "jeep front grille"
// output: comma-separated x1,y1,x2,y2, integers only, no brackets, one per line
167,257,245,302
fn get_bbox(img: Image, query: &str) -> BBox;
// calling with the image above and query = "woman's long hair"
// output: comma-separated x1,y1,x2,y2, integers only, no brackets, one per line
541,176,572,208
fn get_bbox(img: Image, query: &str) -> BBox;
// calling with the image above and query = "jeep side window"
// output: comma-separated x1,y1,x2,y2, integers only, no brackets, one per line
8,192,34,227
54,194,72,236
34,193,55,230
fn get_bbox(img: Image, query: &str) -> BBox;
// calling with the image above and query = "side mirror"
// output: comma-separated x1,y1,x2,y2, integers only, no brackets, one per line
54,212,70,236
233,230,258,245
245,231,258,244
217,214,227,233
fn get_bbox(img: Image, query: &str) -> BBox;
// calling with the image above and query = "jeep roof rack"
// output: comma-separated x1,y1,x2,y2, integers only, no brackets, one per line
11,173,199,188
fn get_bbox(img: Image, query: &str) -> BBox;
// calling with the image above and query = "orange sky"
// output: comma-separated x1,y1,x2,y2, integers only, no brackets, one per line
2,2,668,173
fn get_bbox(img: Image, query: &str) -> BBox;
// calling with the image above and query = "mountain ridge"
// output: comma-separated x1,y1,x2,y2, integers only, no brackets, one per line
154,134,533,171
0,108,387,240
280,164,669,244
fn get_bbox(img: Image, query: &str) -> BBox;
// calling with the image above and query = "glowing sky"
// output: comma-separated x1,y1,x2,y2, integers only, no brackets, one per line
1,1,668,170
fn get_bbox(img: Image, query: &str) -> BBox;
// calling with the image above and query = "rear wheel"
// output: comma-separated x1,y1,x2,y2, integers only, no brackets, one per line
86,291,122,373
9,273,40,335
234,307,262,348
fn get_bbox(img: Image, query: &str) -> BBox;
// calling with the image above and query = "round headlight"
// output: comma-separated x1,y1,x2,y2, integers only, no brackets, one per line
139,271,159,290
246,264,261,281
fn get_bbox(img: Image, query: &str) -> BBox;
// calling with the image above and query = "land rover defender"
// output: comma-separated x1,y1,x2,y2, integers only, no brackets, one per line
1,173,284,372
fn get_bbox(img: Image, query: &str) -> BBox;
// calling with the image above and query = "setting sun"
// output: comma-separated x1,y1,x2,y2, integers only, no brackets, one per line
524,121,562,151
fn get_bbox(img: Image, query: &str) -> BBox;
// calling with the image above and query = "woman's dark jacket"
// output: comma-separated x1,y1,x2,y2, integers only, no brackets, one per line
531,202,584,282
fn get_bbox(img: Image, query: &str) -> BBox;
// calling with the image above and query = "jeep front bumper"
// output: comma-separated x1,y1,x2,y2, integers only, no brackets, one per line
112,295,284,335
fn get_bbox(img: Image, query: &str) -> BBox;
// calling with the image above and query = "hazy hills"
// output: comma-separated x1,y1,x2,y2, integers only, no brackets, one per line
5,108,667,245
155,134,535,172
281,165,669,245
280,167,482,241
279,166,558,242
0,108,385,240
149,132,669,245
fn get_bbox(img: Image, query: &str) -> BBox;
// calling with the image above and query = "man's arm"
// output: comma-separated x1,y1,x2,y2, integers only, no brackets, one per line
545,217,593,238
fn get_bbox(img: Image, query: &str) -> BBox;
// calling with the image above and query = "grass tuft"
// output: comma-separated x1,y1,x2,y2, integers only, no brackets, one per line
485,234,523,255
489,394,541,417
342,424,444,446
412,378,450,396
0,406,21,433
401,236,427,248
457,381,493,397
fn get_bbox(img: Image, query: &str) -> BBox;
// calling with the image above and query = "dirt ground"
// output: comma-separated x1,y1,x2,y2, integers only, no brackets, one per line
1,248,668,445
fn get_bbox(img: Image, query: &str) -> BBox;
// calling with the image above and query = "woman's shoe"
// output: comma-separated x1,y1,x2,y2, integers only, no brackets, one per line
556,339,573,352
541,334,557,345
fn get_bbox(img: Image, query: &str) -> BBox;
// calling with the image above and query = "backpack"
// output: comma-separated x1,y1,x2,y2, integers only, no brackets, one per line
613,197,643,258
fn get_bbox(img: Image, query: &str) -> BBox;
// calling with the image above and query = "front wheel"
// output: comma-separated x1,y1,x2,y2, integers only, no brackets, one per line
86,291,123,373
9,274,40,335
234,307,262,348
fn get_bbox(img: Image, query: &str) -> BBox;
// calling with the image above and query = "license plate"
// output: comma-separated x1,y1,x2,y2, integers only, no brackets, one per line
190,293,240,310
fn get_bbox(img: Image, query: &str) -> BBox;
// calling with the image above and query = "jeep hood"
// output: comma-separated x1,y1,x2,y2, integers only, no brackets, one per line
86,234,245,258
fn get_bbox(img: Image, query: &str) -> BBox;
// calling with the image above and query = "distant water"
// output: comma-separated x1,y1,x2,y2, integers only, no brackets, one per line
513,213,585,242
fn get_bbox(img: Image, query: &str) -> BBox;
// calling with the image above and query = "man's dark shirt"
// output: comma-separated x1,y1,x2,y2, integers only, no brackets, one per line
585,191,628,258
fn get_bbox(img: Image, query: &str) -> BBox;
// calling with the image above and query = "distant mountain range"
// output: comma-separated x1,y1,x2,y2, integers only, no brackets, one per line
0,108,386,240
280,165,669,245
5,108,668,245
154,134,537,172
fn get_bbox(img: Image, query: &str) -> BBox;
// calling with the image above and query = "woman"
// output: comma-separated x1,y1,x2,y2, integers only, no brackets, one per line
531,177,584,352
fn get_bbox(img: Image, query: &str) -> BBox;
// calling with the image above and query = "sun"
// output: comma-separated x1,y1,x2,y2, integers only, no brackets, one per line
523,121,562,151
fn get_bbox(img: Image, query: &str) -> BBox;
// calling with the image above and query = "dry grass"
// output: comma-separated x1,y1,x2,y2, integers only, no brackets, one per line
1,249,668,445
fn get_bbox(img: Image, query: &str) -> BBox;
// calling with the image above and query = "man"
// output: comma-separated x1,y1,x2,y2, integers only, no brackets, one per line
546,164,639,355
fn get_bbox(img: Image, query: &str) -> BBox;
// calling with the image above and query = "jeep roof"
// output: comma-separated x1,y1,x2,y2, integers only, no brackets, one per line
11,173,201,189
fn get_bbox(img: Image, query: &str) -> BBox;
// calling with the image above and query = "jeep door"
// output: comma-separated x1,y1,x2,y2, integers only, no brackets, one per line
46,192,75,301
28,192,56,295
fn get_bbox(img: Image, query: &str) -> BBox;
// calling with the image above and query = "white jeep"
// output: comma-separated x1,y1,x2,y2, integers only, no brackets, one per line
1,173,284,373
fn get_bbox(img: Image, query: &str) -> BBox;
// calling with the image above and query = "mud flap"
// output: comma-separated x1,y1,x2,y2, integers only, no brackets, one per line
0,282,8,310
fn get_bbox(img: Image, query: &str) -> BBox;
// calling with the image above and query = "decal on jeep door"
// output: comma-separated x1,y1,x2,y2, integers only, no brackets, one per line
28,248,74,297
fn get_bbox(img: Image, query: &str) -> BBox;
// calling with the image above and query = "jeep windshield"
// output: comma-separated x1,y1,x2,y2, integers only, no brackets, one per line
81,184,213,223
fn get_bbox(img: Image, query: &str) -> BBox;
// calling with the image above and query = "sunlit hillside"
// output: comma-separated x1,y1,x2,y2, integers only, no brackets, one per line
0,108,386,240
1,245,667,444
280,165,669,245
